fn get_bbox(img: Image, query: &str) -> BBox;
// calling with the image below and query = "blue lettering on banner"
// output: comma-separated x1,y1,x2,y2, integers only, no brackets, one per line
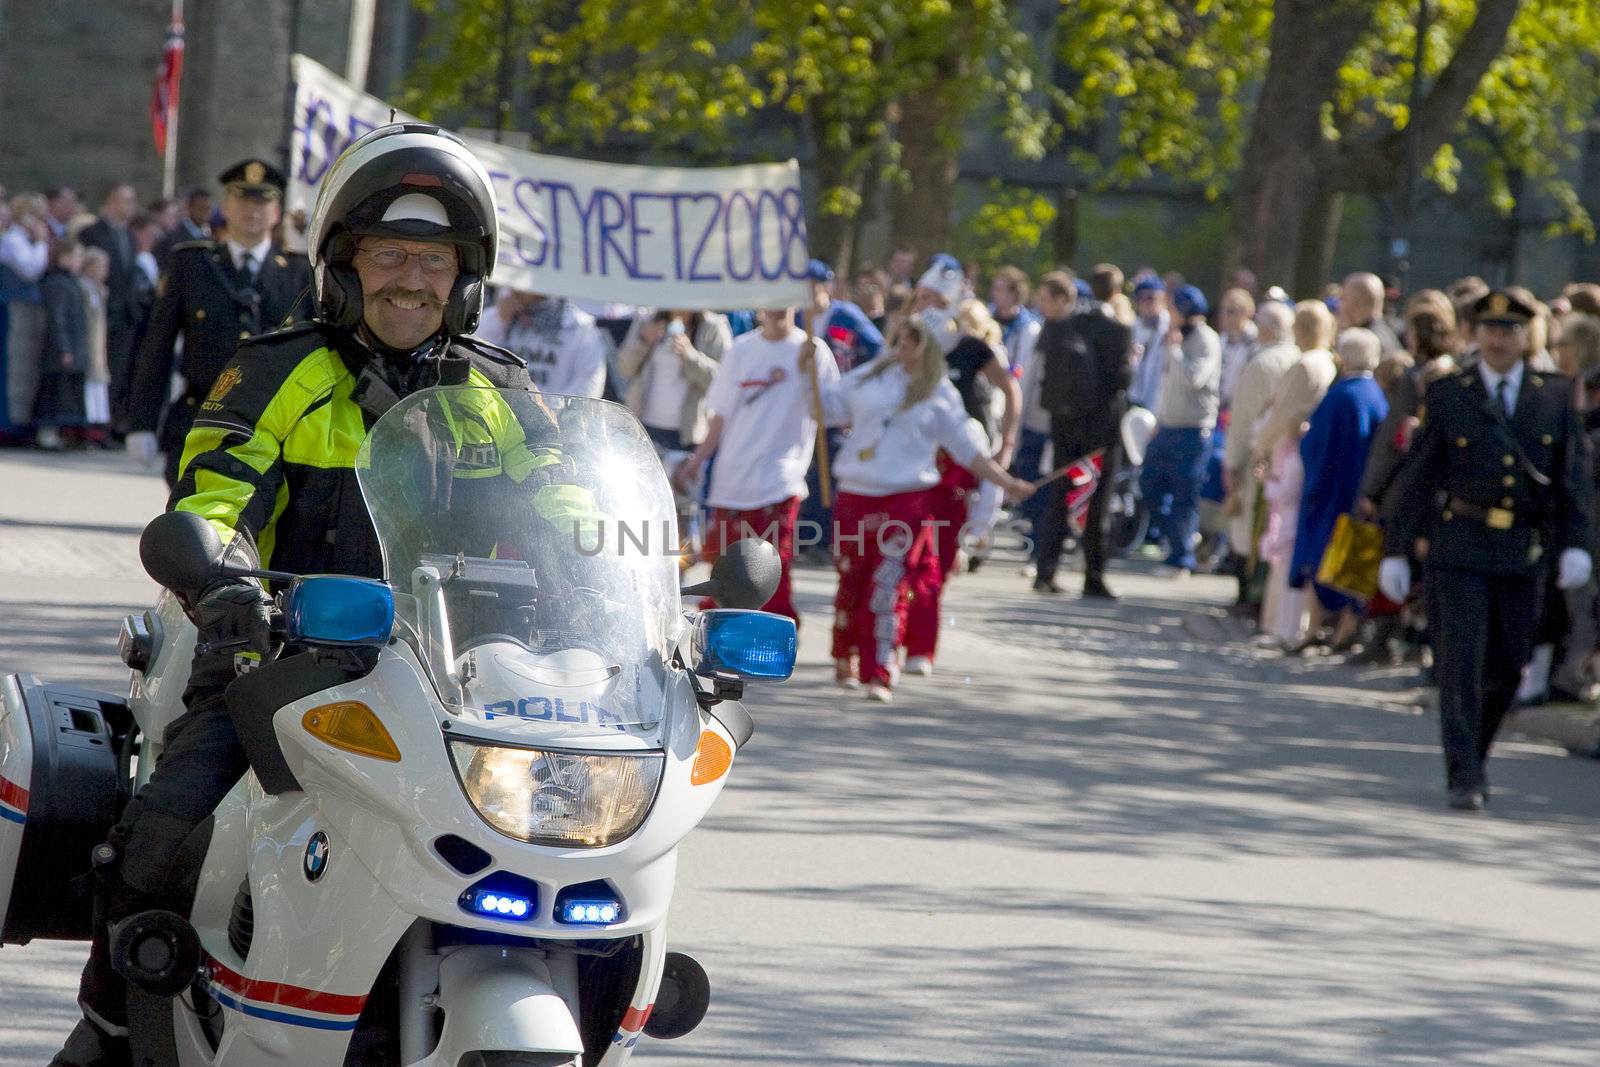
596,188,631,277
686,193,724,282
627,192,664,281
291,81,812,290
556,182,599,274
510,178,549,267
487,169,514,218
666,192,689,281
723,192,757,282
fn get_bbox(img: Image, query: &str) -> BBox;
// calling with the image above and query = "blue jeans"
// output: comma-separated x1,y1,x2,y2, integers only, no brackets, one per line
1140,426,1210,570
1009,426,1050,560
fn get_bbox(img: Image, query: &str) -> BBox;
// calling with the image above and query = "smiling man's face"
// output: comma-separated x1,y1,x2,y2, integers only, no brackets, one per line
353,237,460,349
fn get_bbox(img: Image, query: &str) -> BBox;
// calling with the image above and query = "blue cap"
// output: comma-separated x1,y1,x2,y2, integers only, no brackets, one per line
927,252,962,274
805,259,834,282
1172,284,1209,319
1133,277,1166,295
1074,278,1094,302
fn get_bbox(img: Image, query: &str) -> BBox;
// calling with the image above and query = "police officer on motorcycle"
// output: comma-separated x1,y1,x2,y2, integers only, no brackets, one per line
53,122,575,1066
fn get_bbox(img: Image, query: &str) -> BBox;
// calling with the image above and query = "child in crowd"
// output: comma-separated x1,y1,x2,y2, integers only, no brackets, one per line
78,245,111,443
34,238,87,450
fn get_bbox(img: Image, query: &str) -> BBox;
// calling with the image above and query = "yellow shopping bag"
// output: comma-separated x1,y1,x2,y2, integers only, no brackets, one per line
1316,514,1385,601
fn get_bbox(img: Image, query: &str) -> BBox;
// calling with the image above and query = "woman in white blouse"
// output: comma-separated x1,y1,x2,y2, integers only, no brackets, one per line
804,317,1031,702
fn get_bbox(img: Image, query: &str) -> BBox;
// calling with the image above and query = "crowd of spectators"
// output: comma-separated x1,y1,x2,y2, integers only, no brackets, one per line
9,172,1600,711
0,182,188,448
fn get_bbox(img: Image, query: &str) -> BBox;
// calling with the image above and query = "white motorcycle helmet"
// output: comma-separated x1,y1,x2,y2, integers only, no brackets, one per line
307,122,499,337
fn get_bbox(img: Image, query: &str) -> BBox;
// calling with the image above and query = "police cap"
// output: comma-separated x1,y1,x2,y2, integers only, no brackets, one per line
1472,289,1536,327
219,158,286,200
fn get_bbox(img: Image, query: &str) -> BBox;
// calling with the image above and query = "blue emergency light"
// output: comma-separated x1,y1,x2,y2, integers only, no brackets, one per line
692,610,797,681
459,872,539,923
555,881,625,925
285,576,394,646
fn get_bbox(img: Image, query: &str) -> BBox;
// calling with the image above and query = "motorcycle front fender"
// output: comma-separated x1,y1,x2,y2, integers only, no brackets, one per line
420,946,584,1065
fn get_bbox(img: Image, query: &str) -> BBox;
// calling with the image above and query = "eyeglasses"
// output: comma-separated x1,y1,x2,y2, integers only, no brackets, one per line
358,244,458,275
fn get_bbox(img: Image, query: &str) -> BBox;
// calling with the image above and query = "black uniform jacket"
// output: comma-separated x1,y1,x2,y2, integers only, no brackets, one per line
1384,365,1591,574
128,240,312,434
1042,309,1132,445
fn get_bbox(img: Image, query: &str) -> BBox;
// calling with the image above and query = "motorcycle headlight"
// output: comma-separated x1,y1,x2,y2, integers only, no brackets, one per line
447,739,663,848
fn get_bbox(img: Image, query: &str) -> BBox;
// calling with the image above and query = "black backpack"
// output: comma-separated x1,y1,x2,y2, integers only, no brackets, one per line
1039,318,1098,416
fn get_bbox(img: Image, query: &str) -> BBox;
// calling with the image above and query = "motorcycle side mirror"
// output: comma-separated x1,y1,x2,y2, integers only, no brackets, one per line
139,511,226,595
681,538,781,610
140,512,300,595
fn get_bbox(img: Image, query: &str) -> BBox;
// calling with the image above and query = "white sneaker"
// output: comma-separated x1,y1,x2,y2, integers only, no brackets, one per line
904,656,934,677
36,427,62,450
834,661,861,690
866,683,894,703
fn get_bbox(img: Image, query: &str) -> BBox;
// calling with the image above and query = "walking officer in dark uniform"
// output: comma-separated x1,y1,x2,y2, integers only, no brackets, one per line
1379,289,1592,811
125,158,311,485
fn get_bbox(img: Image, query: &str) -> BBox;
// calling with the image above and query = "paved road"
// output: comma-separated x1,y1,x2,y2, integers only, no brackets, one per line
3,449,1600,1065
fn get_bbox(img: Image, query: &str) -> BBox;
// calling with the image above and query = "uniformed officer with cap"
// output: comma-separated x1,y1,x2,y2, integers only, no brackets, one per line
1379,288,1593,811
125,157,311,485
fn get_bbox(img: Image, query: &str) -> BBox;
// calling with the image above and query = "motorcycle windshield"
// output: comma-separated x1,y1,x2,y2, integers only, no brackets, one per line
355,386,682,736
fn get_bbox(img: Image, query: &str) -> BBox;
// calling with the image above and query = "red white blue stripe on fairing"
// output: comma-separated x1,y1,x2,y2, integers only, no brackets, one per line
0,775,27,825
201,955,367,1032
612,1003,653,1049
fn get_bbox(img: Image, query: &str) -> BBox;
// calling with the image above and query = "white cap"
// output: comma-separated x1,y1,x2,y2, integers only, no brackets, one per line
381,193,450,227
916,262,965,307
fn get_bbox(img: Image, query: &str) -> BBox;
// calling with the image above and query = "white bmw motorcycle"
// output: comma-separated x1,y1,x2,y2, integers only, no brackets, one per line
0,387,795,1066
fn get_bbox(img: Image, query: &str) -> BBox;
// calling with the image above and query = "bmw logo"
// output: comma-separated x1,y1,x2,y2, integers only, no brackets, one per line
304,831,330,882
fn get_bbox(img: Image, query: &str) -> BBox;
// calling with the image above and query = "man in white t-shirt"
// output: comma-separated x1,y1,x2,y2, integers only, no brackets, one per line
677,307,840,623
476,288,609,398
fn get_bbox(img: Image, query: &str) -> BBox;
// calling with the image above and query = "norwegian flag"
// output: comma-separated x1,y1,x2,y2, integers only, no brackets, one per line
149,4,184,154
1064,450,1106,533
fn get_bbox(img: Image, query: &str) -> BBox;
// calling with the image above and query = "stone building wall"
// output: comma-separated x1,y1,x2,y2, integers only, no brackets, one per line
0,0,357,201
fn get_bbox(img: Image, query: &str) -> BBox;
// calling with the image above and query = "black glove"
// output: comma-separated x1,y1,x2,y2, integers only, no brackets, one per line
191,579,273,682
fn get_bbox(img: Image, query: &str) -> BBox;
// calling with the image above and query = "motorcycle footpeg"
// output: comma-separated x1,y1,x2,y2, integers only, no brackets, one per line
108,910,202,998
643,951,711,1040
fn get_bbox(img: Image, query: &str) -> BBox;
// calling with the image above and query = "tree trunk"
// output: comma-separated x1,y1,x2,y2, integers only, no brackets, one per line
891,76,964,262
804,100,862,272
1294,185,1345,298
1227,0,1524,296
1225,0,1379,295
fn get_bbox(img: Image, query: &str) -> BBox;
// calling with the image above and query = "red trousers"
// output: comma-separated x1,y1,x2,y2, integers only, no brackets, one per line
830,489,942,686
903,454,976,661
699,496,801,623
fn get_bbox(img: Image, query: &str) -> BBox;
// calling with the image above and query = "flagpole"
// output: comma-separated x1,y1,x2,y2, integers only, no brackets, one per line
160,0,183,198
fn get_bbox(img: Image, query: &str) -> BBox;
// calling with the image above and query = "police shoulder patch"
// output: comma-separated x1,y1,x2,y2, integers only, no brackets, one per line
202,366,244,410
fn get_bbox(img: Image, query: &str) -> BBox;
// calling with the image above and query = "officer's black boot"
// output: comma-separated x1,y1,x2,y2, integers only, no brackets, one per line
49,1017,130,1067
54,843,138,1066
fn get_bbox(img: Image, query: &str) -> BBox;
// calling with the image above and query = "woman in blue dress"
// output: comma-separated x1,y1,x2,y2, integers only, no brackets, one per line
1290,327,1390,650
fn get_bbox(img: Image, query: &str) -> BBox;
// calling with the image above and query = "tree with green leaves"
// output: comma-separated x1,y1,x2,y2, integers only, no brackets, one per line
1059,0,1600,295
405,0,1054,274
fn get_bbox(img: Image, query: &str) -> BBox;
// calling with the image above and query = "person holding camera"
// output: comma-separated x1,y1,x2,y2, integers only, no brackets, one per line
618,308,731,453
1139,284,1222,576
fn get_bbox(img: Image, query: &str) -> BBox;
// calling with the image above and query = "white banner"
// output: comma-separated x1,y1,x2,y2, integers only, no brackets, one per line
288,55,810,310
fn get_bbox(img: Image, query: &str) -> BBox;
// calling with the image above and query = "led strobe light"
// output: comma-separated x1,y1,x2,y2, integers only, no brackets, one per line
560,897,621,924
468,889,530,919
